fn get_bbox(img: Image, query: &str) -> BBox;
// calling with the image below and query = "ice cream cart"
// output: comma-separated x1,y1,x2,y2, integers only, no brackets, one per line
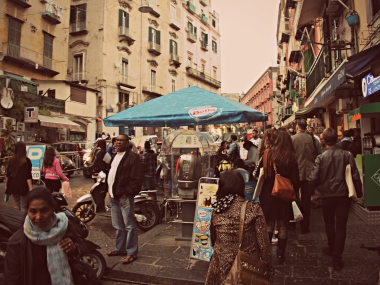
348,102,380,208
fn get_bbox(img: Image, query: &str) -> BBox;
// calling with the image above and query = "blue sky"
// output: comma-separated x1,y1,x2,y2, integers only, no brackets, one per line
212,0,280,93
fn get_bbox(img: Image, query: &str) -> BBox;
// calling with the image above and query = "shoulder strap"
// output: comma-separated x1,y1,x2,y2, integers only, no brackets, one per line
238,201,248,248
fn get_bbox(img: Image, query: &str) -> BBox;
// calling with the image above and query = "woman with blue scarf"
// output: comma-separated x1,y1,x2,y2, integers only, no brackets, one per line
4,187,90,285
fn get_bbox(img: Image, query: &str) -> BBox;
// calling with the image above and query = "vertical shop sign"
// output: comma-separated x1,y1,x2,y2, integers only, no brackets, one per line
26,145,46,180
190,178,218,262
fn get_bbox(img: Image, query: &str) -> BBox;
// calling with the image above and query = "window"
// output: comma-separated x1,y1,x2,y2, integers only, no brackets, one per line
8,18,22,58
170,40,178,55
121,58,128,84
70,4,87,32
70,87,86,104
172,79,176,92
187,21,197,35
212,40,217,52
148,27,161,47
43,33,53,69
213,67,217,79
170,4,176,19
118,92,129,109
201,32,208,47
47,89,56,99
367,0,380,22
73,53,84,81
151,70,156,92
118,9,129,29
212,19,216,27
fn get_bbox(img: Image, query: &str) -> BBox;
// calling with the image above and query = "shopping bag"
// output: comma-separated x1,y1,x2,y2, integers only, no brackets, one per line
346,164,357,202
62,181,72,198
290,201,303,222
252,168,264,200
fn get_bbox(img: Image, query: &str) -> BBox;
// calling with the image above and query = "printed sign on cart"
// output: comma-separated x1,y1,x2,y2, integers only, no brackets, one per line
26,145,46,180
190,180,219,262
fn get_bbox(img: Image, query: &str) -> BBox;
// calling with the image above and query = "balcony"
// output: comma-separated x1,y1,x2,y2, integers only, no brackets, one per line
147,41,161,56
72,72,84,82
142,84,162,97
2,42,60,76
7,0,31,8
200,41,208,51
186,67,221,89
169,17,180,31
200,14,208,25
69,21,88,36
42,11,61,25
117,75,137,89
170,53,181,68
200,0,208,6
186,2,196,14
118,26,135,46
306,51,325,97
187,32,197,43
148,1,160,17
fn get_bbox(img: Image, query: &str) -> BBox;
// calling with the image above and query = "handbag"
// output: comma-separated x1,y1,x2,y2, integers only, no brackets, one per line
346,164,358,202
289,201,303,222
224,201,269,285
252,168,264,200
271,163,296,203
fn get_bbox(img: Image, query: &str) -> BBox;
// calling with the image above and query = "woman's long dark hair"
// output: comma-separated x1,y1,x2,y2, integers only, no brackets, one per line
8,141,27,177
259,129,278,157
271,131,296,166
43,147,56,168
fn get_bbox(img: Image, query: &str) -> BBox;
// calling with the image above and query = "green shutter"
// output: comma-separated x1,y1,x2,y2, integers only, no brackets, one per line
205,33,208,45
70,6,76,23
79,4,86,22
118,10,123,27
125,12,129,28
156,30,161,45
148,27,152,42
174,41,177,55
170,39,173,53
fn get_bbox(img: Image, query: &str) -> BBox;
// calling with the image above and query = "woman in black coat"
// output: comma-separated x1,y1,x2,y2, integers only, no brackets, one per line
255,131,299,263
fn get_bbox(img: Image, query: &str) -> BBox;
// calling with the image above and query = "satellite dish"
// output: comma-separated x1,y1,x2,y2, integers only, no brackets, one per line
0,52,4,62
1,88,14,109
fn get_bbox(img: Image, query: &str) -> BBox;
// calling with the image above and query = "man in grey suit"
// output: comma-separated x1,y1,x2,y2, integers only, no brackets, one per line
292,119,321,234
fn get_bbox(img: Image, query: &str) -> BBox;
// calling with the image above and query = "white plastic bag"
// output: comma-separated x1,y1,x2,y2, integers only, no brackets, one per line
62,181,72,198
290,201,303,222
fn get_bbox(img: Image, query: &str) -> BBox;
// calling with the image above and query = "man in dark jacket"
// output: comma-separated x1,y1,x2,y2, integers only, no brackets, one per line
106,134,143,264
309,128,362,271
292,119,321,234
142,141,157,190
227,134,240,164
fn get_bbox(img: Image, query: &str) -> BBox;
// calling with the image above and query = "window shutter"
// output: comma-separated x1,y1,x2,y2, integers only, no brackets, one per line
125,12,129,28
70,6,77,23
148,27,153,42
119,10,123,27
79,4,86,22
188,21,192,31
366,0,372,24
174,41,177,55
170,39,173,53
156,30,161,45
194,27,197,36
205,33,208,45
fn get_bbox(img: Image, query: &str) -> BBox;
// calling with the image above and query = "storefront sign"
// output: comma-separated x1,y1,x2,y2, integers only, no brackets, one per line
24,107,39,123
190,178,218,262
26,145,46,180
361,72,380,98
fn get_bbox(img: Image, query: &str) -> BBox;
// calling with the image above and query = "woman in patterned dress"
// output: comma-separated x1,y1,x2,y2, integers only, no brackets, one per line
205,170,274,285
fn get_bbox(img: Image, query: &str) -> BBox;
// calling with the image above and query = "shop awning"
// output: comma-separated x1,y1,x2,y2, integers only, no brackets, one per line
70,126,86,133
298,0,325,27
348,102,380,122
38,115,81,131
346,45,380,79
0,74,38,86
304,60,347,107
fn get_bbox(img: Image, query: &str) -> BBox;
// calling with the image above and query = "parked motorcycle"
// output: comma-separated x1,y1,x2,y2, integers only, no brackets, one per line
0,192,106,280
72,172,161,232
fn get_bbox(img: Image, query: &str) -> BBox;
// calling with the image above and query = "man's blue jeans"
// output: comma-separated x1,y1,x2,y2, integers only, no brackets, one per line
109,195,138,256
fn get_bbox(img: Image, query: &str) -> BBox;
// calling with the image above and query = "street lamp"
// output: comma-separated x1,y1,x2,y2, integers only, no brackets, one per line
138,1,153,13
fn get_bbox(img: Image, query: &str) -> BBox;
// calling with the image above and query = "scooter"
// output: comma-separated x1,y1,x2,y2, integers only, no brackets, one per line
0,192,106,280
72,172,161,232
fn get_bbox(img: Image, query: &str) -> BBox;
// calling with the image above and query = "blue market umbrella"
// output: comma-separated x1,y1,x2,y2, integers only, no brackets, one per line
103,86,267,127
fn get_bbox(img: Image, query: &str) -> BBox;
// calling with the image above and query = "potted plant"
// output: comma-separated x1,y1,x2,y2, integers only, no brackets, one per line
129,101,137,107
330,38,347,49
116,102,121,106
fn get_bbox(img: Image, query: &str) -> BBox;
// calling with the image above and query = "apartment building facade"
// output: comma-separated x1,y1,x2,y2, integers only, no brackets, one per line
276,0,380,133
241,67,279,130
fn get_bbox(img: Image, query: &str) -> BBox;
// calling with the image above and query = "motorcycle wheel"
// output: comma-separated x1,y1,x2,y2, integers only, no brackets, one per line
72,202,96,223
80,250,106,280
136,204,160,232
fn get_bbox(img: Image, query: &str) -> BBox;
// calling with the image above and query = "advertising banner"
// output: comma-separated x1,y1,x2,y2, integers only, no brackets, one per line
362,72,380,98
26,145,46,180
190,178,219,262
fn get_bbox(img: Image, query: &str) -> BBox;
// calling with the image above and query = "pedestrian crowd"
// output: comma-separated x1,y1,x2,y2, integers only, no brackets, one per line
206,119,363,284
